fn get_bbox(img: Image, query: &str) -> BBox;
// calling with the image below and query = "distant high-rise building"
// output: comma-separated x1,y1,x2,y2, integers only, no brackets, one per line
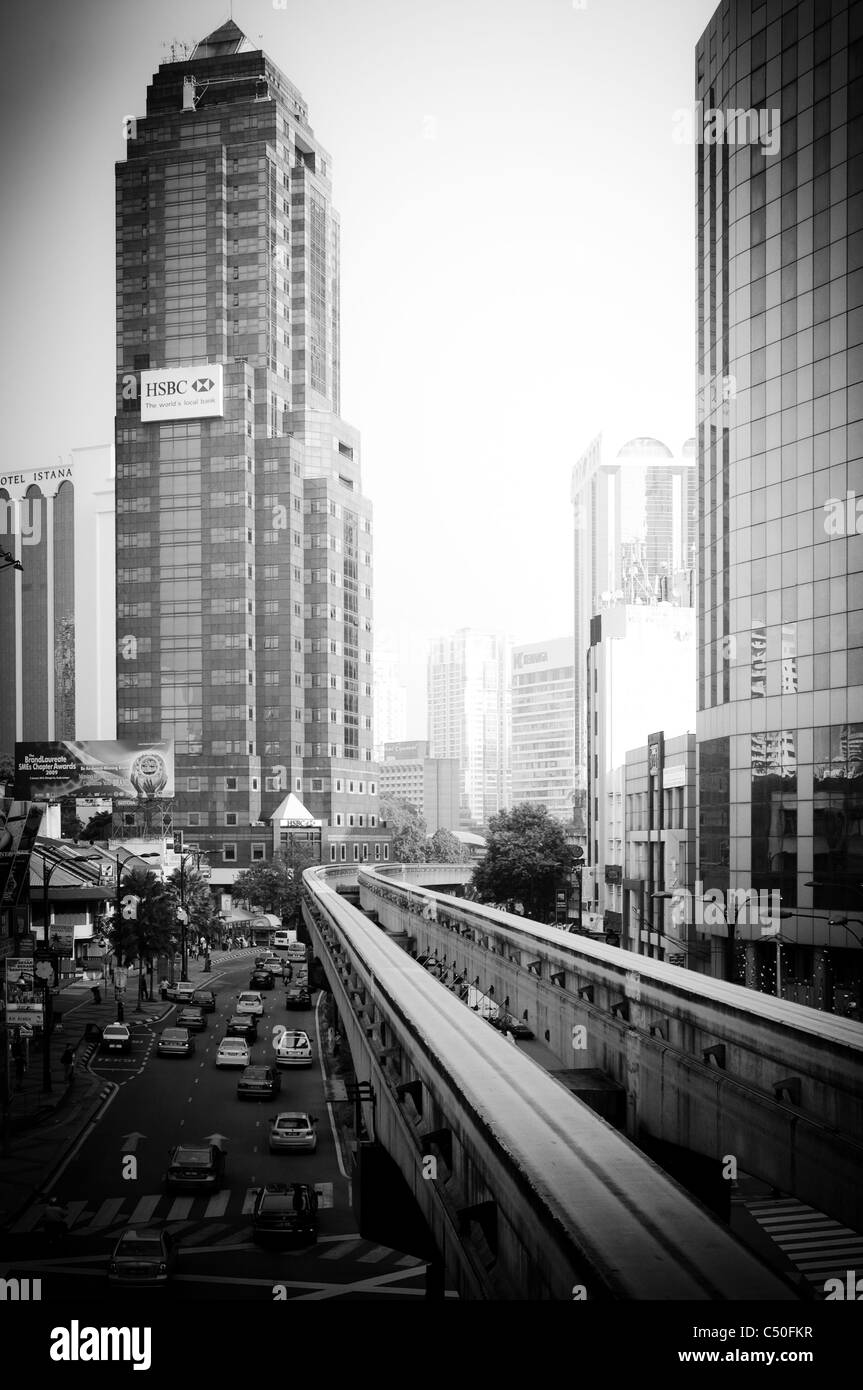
427,629,511,827
373,643,407,760
1,446,117,751
571,431,696,835
378,745,460,834
114,20,377,871
511,638,575,820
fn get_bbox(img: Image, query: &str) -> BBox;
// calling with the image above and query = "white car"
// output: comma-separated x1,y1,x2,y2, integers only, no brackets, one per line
274,1029,313,1067
216,1037,251,1069
236,992,264,1017
269,1112,317,1153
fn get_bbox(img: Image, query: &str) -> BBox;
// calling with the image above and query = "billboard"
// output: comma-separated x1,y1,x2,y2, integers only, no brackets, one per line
3,956,44,1029
140,364,223,421
15,741,174,804
0,800,44,907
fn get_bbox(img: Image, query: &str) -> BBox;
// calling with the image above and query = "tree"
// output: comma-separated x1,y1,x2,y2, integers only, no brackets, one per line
166,863,212,942
471,803,575,922
380,795,430,863
232,841,317,921
79,809,113,843
107,868,176,970
428,827,472,863
0,751,14,795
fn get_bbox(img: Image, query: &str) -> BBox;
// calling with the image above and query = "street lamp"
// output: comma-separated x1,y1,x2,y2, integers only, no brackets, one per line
114,850,161,1011
176,848,203,982
827,917,863,949
759,909,794,998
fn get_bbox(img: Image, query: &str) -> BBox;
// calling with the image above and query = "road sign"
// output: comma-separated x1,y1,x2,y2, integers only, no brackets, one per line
19,1021,33,1037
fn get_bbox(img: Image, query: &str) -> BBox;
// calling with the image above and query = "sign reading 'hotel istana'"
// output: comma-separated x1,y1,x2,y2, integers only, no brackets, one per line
140,364,224,421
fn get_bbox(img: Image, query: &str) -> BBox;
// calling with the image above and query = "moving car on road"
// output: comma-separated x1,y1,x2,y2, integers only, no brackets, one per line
216,1037,251,1068
177,1006,207,1033
226,1013,258,1043
284,984,311,1010
269,1112,317,1153
157,1027,195,1057
108,1226,178,1287
191,989,216,1013
252,1183,318,1246
237,1064,281,1100
164,1143,225,1192
249,969,275,991
274,1029,313,1067
236,991,264,1017
100,1023,132,1054
165,982,196,1004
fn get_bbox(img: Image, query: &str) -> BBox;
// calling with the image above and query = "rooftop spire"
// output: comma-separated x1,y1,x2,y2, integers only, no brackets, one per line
190,19,256,60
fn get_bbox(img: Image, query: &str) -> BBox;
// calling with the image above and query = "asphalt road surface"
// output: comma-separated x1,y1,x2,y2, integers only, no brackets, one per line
1,957,432,1301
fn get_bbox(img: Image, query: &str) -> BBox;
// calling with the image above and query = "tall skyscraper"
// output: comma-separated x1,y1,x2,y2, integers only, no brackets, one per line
114,21,377,869
427,629,511,828
1,446,117,751
694,0,862,1009
510,637,575,820
571,431,696,836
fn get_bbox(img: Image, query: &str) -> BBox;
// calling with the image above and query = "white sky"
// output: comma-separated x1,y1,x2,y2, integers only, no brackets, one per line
0,0,718,734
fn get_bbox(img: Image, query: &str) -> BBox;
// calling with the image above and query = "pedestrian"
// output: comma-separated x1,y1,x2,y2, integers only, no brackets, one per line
116,1000,124,1023
61,1044,75,1085
159,977,169,1001
90,985,101,1004
140,976,149,1001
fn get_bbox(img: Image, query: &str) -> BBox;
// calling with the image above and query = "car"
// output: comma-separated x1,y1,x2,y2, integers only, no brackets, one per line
158,1027,195,1057
236,991,264,1017
487,1013,535,1041
165,981,196,1004
191,990,216,1013
249,970,275,991
285,943,307,964
216,1037,251,1068
265,957,284,977
164,1143,225,1192
269,1112,318,1154
274,1029,313,1067
100,1023,132,1054
252,1183,318,1245
226,1013,258,1043
255,951,280,967
108,1225,178,1286
285,985,311,1010
237,1064,281,1100
176,1006,207,1033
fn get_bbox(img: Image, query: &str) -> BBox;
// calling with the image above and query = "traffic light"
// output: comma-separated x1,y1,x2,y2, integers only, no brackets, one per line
172,831,184,855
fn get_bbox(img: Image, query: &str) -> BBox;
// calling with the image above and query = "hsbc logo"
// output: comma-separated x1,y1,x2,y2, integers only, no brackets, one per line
145,376,215,397
140,365,223,420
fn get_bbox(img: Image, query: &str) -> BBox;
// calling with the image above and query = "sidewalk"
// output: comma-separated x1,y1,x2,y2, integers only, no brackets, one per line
0,947,257,1230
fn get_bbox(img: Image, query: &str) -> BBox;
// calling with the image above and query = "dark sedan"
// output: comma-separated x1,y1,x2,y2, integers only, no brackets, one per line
191,990,216,1013
249,970,275,991
252,1183,318,1246
164,1143,225,1193
237,1064,281,1100
108,1226,178,1287
226,1013,258,1043
177,1006,207,1033
285,984,311,1010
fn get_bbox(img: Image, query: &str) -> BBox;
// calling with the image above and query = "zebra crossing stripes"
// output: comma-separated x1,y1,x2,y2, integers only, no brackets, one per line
744,1197,863,1293
11,1182,335,1236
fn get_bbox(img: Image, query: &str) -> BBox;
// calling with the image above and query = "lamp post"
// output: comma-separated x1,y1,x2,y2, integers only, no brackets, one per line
759,909,794,998
827,917,863,949
115,850,160,1012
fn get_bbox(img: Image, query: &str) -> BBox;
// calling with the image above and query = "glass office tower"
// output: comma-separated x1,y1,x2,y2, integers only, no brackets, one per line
115,21,379,868
696,0,862,1012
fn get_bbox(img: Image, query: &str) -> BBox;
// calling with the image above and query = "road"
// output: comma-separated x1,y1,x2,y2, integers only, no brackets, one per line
1,956,431,1301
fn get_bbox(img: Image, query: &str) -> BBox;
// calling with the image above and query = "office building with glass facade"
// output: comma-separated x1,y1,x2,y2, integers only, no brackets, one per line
510,638,575,821
693,0,862,1014
114,21,378,870
427,629,511,828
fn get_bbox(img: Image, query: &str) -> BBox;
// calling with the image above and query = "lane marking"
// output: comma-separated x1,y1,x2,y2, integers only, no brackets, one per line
315,989,350,1181
128,1195,160,1224
167,1197,194,1220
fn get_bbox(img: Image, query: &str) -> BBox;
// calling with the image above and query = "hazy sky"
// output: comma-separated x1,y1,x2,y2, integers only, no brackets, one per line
0,0,718,733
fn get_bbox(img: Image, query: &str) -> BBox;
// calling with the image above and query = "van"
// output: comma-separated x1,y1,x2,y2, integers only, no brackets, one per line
273,929,296,949
285,941,306,963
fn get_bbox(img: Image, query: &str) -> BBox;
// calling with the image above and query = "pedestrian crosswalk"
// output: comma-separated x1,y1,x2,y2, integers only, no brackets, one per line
11,1182,335,1235
743,1196,863,1296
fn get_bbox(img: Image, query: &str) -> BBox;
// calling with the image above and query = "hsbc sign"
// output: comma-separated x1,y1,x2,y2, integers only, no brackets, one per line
141,364,224,421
